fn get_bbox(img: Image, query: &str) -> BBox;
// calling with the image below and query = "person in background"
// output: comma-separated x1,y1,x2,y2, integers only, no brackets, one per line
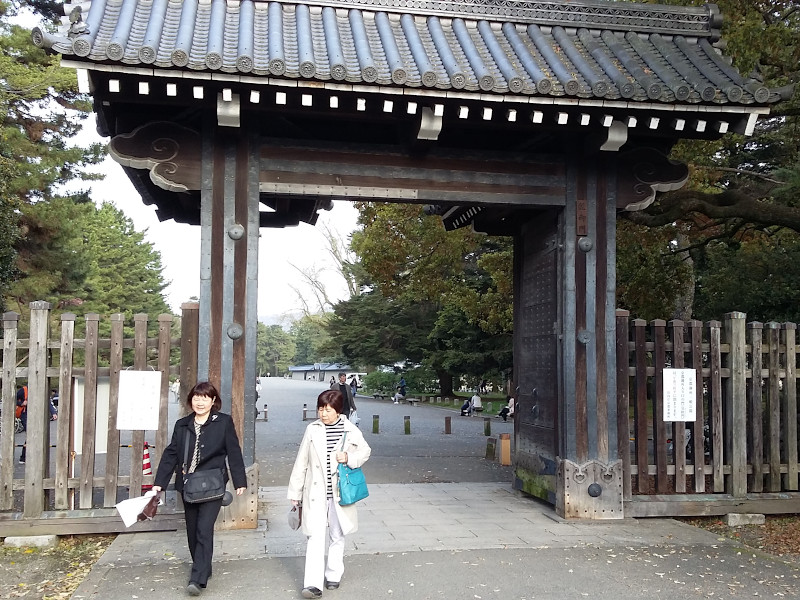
288,389,371,598
349,374,358,397
497,395,515,422
151,381,247,597
471,391,483,414
460,397,473,417
330,372,356,417
329,376,336,386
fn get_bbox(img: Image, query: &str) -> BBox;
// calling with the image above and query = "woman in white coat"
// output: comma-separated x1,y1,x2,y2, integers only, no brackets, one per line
288,389,371,599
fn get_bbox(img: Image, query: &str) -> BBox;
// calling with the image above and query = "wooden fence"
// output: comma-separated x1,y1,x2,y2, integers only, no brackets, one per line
617,310,800,516
0,302,199,536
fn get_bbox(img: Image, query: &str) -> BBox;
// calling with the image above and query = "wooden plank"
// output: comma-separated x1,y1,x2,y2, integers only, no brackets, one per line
748,322,764,492
103,314,124,507
633,319,648,493
24,302,50,518
54,314,76,509
652,320,668,494
625,493,800,518
766,323,781,492
180,303,200,404
79,314,100,510
1,312,20,510
689,320,705,493
0,511,183,537
784,323,798,490
708,320,724,492
670,320,686,493
724,312,747,497
615,310,631,500
128,314,148,499
155,314,173,470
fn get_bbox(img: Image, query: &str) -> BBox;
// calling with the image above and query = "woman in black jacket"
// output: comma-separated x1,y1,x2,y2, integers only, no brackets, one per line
152,381,247,596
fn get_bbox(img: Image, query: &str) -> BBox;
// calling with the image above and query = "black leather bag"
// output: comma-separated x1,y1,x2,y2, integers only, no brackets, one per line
182,433,226,504
183,469,226,504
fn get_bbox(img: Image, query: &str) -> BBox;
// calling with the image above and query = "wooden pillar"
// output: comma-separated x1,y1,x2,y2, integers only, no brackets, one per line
555,155,622,519
198,121,259,465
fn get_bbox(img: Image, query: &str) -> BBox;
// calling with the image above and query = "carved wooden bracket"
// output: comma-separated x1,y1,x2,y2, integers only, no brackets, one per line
108,122,202,193
617,147,689,211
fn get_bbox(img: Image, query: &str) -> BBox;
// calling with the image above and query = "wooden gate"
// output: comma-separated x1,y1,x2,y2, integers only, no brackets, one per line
617,310,800,516
0,302,199,535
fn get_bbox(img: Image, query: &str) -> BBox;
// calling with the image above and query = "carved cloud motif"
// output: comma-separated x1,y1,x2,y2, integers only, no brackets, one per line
109,122,201,192
618,148,689,212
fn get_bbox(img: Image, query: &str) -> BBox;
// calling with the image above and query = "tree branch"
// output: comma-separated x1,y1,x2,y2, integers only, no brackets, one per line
621,188,800,232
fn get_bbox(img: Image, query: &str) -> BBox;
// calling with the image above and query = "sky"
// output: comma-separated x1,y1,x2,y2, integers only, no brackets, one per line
86,149,359,324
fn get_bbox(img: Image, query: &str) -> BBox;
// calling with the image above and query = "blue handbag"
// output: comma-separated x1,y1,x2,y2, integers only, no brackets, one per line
337,432,369,505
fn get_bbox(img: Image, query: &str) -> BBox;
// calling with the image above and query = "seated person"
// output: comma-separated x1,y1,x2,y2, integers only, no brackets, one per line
393,386,406,404
498,396,515,422
460,398,473,416
471,392,483,413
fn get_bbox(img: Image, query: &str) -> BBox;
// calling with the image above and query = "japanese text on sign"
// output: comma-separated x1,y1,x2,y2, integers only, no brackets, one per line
663,368,696,422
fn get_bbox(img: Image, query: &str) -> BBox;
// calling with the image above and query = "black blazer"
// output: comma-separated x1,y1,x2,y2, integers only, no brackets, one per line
154,410,247,492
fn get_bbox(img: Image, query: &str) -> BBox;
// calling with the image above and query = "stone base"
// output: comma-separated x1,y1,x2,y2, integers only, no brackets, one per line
724,513,765,526
556,458,623,520
4,534,58,548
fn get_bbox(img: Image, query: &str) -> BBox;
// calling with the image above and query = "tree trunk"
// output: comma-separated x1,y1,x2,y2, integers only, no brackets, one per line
437,371,454,396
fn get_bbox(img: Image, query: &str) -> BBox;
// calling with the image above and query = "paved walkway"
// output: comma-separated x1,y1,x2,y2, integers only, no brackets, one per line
70,380,800,599
72,482,800,599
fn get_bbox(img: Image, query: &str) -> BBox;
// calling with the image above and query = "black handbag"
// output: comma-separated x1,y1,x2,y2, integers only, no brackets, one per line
182,433,226,504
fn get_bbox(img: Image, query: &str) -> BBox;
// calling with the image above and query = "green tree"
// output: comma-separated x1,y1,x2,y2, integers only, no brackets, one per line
325,291,437,367
256,322,295,376
290,314,334,364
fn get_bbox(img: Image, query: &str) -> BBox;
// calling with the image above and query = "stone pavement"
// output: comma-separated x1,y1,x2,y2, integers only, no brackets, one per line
72,481,800,599
69,380,800,599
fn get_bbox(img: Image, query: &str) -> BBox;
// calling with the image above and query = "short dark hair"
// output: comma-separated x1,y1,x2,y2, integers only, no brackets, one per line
338,372,346,377
185,381,223,412
317,389,344,415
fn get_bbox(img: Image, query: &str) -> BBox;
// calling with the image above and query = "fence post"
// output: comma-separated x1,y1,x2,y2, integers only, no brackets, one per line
615,310,631,501
444,416,451,434
179,302,200,405
54,312,76,510
484,417,491,436
784,323,798,491
0,311,20,511
748,322,764,493
724,312,747,497
372,415,379,434
404,415,411,435
24,301,51,518
302,404,308,420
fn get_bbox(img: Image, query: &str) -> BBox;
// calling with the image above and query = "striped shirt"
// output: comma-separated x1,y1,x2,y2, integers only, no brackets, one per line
324,418,345,498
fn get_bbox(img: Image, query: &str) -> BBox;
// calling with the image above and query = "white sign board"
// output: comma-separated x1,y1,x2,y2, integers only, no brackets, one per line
117,370,162,431
663,368,696,422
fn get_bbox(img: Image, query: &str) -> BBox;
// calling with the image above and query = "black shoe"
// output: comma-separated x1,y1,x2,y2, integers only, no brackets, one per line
302,587,323,598
187,582,201,596
326,581,340,590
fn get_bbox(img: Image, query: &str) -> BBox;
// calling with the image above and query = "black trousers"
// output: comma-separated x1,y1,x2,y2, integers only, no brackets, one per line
183,495,223,586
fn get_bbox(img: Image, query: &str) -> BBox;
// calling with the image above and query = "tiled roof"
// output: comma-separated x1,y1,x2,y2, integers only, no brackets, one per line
33,0,776,106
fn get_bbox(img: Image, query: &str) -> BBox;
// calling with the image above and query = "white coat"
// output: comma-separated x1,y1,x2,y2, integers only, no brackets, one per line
287,418,371,537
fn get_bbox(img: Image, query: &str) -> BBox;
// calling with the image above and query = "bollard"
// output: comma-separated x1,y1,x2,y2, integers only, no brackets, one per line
404,415,411,435
499,433,511,466
302,404,307,421
373,414,380,434
263,404,268,421
484,417,491,436
485,437,497,460
437,396,442,404
444,416,451,434
486,401,493,413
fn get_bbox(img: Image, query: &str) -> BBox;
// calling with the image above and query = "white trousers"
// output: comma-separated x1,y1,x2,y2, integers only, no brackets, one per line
304,498,346,589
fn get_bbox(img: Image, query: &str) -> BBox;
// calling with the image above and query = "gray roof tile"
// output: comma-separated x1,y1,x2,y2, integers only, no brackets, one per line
34,0,776,106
